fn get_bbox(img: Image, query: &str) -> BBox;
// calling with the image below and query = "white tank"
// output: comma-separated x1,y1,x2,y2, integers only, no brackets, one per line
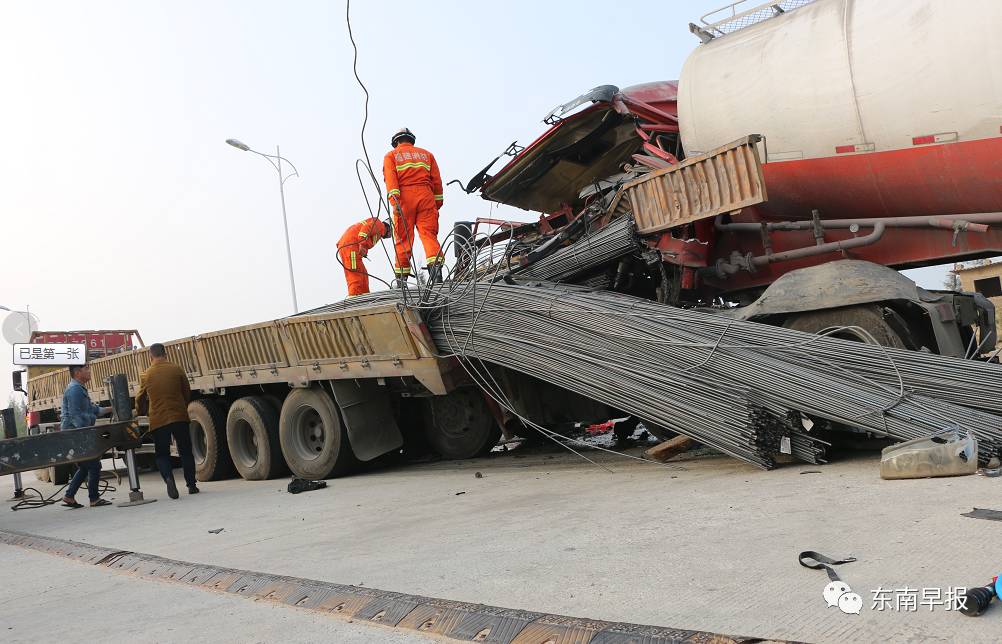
678,0,1002,161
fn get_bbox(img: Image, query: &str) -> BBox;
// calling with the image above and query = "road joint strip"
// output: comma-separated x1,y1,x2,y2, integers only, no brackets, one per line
0,528,785,643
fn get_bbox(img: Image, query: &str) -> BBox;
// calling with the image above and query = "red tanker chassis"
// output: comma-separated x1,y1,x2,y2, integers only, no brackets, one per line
467,81,1002,358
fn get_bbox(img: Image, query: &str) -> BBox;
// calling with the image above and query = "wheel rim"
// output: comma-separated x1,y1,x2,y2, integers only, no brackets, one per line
190,421,207,465
288,408,326,462
231,418,259,469
428,390,496,457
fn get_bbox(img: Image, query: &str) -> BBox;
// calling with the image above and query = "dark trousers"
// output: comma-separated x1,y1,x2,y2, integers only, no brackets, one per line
66,459,102,502
153,421,197,489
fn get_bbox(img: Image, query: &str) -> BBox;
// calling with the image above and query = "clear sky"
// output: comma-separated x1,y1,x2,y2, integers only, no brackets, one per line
0,0,951,405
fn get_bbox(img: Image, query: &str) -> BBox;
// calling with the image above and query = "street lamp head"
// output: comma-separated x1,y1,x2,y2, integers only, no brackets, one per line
226,138,251,151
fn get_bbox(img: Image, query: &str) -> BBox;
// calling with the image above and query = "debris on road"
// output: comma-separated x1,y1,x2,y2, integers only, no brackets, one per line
880,431,978,479
643,435,695,463
287,479,327,495
961,508,1002,522
208,528,224,534
978,456,1001,477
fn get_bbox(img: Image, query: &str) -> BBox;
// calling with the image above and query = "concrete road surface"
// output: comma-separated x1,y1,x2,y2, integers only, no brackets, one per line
0,545,435,643
1,445,1000,643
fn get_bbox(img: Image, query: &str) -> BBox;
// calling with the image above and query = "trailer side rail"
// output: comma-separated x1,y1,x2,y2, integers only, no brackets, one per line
27,304,451,413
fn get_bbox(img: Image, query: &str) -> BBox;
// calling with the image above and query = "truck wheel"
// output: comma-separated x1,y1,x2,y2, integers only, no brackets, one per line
783,305,908,349
279,388,357,479
226,396,287,480
188,399,236,481
423,388,501,459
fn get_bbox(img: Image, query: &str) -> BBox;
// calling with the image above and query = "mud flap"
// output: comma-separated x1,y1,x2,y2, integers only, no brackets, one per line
329,380,403,461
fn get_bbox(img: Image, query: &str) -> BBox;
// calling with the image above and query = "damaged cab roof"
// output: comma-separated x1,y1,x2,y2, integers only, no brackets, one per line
479,81,680,213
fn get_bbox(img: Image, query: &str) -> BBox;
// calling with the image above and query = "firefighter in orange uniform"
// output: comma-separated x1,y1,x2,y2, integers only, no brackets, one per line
383,128,445,282
337,217,391,296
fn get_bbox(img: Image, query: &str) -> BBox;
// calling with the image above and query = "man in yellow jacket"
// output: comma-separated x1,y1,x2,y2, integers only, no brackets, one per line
136,343,198,499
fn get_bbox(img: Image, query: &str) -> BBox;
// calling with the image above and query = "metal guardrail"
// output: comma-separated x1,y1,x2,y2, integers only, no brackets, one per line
691,0,817,42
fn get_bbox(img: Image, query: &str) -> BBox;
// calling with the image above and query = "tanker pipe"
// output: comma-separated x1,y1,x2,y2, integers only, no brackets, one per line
752,222,885,266
714,212,1002,234
705,221,886,279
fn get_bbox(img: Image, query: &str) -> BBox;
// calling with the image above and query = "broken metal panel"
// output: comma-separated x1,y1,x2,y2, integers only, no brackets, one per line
481,107,641,213
541,84,619,122
611,135,767,235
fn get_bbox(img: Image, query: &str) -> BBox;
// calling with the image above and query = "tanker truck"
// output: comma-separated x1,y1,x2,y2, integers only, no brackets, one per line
466,0,1002,356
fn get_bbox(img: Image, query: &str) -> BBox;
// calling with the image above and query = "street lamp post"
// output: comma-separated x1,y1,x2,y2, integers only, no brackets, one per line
226,139,301,313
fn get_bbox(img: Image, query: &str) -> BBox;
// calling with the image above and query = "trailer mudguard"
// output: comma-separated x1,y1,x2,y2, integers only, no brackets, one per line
328,379,403,462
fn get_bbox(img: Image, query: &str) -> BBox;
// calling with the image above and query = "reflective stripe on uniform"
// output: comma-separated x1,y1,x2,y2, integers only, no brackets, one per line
388,189,400,197
350,252,357,270
426,255,445,266
433,194,443,200
395,162,431,172
393,267,411,275
358,231,368,238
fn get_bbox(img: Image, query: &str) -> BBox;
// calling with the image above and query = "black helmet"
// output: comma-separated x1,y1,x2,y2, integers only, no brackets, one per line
391,127,416,147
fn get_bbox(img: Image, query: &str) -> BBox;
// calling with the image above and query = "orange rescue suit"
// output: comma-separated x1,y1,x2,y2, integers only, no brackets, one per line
382,142,444,275
337,218,388,296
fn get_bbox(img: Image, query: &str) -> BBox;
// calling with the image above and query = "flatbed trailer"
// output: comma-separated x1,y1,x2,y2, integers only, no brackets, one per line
22,301,532,483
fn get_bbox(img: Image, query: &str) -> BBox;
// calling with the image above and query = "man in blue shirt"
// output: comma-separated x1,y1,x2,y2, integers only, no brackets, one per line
61,364,113,508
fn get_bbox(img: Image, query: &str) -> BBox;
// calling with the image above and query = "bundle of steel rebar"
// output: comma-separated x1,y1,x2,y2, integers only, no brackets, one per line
516,216,638,283
309,281,1002,468
421,282,1002,466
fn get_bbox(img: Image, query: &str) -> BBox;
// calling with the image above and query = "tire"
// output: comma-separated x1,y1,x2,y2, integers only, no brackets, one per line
188,399,236,481
262,394,283,416
423,388,501,459
226,396,288,480
783,305,907,349
279,388,357,479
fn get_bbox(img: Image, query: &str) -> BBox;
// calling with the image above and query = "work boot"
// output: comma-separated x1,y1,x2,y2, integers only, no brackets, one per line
391,275,411,290
188,486,200,495
165,477,179,500
425,264,443,284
